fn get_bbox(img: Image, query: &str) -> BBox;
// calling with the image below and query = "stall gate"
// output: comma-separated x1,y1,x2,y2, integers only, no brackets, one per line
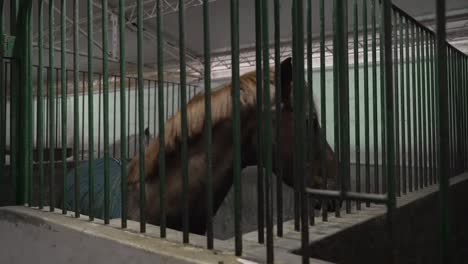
0,0,466,263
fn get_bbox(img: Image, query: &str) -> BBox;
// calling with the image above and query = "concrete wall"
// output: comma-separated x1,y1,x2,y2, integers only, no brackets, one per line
4,62,435,165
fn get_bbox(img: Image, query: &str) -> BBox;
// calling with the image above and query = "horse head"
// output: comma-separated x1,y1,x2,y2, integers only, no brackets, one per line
244,57,339,210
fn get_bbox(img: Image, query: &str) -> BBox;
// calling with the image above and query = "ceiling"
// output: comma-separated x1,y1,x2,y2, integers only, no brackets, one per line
4,0,468,83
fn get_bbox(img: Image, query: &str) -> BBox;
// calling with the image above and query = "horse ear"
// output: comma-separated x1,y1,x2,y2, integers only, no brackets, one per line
280,57,293,108
144,127,150,137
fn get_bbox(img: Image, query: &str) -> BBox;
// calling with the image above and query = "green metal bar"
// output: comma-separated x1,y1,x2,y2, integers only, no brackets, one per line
274,0,283,235
27,1,33,207
319,0,330,217
98,74,101,159
292,0,301,226
0,0,6,206
87,0,95,221
399,14,406,194
261,0,274,259
306,188,387,204
392,10,400,197
363,0,370,207
307,0,315,224
136,0,145,232
202,0,213,248
81,72,85,160
73,0,80,218
371,0,379,194
412,23,418,190
449,48,453,176
425,31,433,185
60,0,67,214
230,0,242,255
113,76,117,157
462,56,468,171
343,0,351,215
10,0,18,207
353,0,361,209
295,0,308,261
382,0,396,262
178,0,189,243
119,0,127,229
380,0,387,194
431,35,437,183
254,0,264,243
156,0,166,237
417,26,423,189
435,0,451,261
48,0,55,211
38,0,44,205
103,0,110,225
332,0,341,218
422,29,428,187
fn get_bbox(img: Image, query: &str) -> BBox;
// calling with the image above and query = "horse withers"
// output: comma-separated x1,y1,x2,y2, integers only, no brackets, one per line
126,57,339,235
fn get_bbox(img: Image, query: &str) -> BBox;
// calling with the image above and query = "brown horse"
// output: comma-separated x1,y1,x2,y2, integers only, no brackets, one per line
126,58,337,235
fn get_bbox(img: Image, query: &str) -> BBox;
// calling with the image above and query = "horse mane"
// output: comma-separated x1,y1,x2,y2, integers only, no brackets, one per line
128,69,270,184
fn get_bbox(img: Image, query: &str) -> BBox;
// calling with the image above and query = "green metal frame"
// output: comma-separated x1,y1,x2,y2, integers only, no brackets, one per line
2,0,462,263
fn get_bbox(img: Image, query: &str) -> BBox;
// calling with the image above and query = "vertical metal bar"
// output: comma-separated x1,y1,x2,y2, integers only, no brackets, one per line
353,0,361,209
417,27,423,189
422,29,428,187
171,82,175,118
37,0,45,209
293,0,308,261
371,0,379,194
254,0,264,243
431,36,436,183
406,17,412,192
178,0,189,244
60,0,67,214
383,0,396,262
98,74,102,159
392,11,400,197
81,72,85,161
113,77,117,157
261,0,274,260
27,2,33,207
292,0,301,226
412,23,418,191
119,0,127,229
0,0,5,205
103,0,110,225
273,0,283,236
87,0,95,221
130,1,143,231
10,0,19,206
230,0,242,256
202,0,213,248
156,0,166,238
380,1,387,194
435,0,451,261
363,0,371,207
24,2,34,207
48,0,55,211
399,14,406,195
231,0,242,255
320,0,330,217
425,31,432,185
343,0,351,215
332,0,341,218
306,0,315,224
146,80,150,135
55,70,59,150
73,0,80,218
153,80,157,137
